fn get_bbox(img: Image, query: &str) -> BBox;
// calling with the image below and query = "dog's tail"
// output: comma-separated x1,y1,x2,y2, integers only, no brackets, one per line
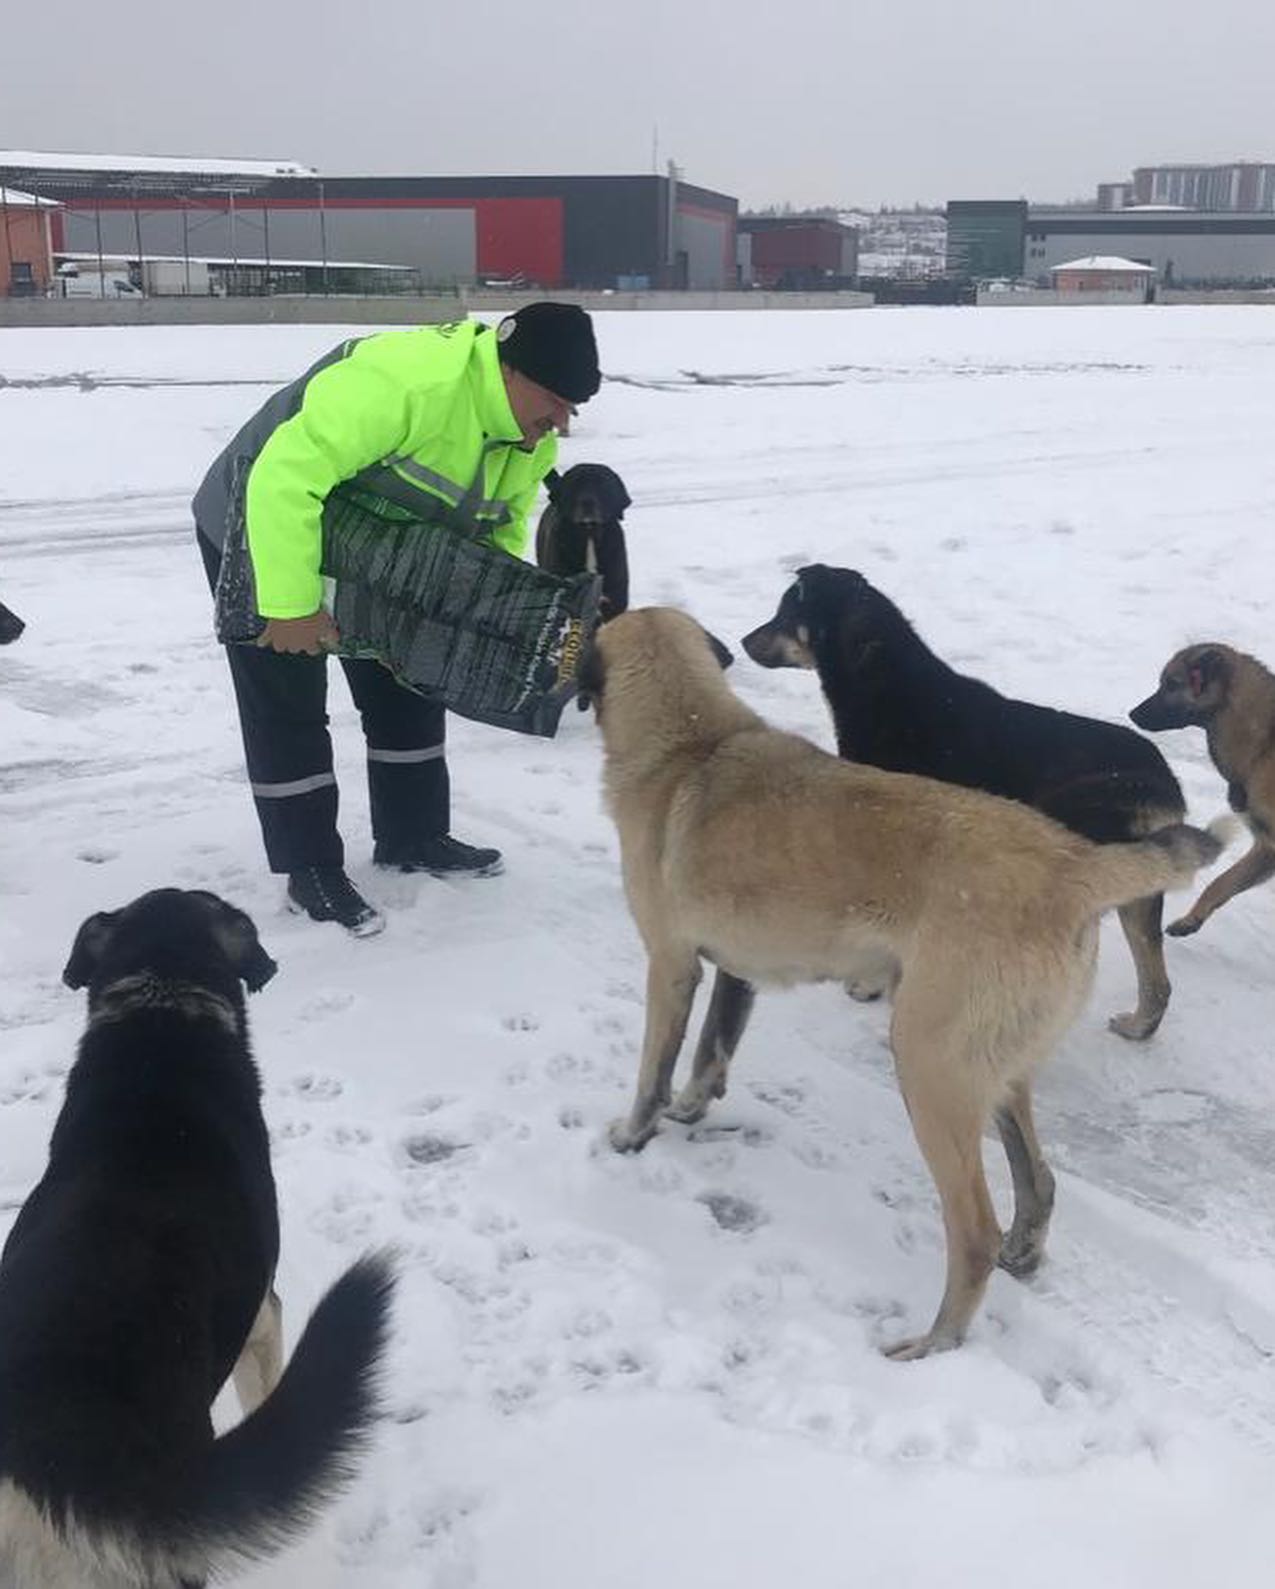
1077,816,1233,912
192,1250,396,1567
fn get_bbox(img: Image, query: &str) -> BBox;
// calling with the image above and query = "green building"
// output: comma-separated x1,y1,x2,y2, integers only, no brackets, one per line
945,200,1028,280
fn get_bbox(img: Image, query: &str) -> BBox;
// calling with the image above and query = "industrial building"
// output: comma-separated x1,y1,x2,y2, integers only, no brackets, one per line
1131,162,1275,213
942,200,1028,282
0,152,739,295
736,216,858,289
0,186,58,296
1022,209,1275,287
946,198,1275,288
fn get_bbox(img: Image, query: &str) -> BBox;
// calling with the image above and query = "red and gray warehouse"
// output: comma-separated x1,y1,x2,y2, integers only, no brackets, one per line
0,154,740,293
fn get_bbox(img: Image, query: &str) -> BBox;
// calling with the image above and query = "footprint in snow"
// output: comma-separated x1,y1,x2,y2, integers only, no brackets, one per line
501,1012,540,1033
279,1072,344,1101
310,1184,383,1243
408,1093,455,1116
750,1080,807,1117
699,1191,769,1233
402,1133,464,1166
0,1072,51,1105
296,990,357,1022
687,1121,773,1147
326,1123,373,1150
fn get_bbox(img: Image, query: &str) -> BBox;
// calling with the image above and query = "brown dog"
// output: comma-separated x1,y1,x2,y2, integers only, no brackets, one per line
1131,642,1275,935
584,608,1222,1359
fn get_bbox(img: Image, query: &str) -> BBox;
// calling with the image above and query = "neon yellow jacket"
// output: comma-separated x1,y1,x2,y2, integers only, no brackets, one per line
238,322,555,618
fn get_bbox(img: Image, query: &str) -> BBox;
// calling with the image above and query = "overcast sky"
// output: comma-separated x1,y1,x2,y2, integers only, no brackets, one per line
6,0,1274,209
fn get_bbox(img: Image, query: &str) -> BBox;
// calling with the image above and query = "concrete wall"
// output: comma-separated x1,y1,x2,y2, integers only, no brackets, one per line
0,289,875,328
0,294,465,327
1157,288,1275,304
975,288,1149,307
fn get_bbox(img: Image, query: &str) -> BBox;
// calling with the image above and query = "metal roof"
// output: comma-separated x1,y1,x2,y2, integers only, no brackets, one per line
0,186,60,208
0,151,314,198
58,250,415,272
1052,255,1156,273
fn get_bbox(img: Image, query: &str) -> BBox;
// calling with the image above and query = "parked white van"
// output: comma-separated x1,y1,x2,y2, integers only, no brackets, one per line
50,262,143,299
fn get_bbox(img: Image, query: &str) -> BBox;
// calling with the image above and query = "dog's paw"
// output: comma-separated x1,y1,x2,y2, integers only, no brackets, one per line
1166,915,1203,938
882,1326,963,1362
1107,1008,1162,1041
841,952,899,1003
881,1333,938,1362
997,1232,1046,1280
664,1088,711,1125
607,1116,656,1153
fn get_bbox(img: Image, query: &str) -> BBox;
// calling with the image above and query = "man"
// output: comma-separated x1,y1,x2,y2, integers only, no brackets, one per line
194,302,601,936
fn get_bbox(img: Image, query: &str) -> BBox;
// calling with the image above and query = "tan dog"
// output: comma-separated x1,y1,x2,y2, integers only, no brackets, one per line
1131,642,1275,935
584,609,1223,1359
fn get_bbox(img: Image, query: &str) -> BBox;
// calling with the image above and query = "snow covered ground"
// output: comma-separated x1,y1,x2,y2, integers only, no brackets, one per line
2,305,1274,1587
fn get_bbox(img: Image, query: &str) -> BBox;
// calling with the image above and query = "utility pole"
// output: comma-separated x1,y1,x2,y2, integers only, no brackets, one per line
318,179,329,297
131,186,144,298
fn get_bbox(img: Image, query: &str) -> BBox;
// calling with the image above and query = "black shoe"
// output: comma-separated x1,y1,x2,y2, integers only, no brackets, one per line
286,867,386,936
373,834,504,878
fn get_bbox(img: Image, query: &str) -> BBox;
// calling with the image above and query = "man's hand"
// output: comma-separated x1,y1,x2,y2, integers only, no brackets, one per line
255,611,340,655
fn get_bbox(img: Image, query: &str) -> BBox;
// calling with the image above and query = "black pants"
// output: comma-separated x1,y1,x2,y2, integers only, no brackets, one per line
199,531,449,873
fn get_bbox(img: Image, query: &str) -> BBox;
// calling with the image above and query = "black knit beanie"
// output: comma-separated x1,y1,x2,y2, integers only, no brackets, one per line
495,302,601,404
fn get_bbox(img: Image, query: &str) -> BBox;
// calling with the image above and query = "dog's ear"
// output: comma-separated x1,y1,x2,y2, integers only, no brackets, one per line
63,911,118,990
703,629,734,670
544,468,563,505
788,566,834,649
196,893,278,992
602,468,631,517
217,914,278,993
1187,647,1227,698
238,939,279,994
576,633,606,711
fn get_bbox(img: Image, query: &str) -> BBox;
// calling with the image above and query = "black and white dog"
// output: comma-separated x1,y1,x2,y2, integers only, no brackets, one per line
535,463,631,621
0,600,23,645
0,888,395,1589
742,565,1189,1041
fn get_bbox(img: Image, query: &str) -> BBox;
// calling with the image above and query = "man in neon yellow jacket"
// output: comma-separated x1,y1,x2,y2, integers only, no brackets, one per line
194,302,602,935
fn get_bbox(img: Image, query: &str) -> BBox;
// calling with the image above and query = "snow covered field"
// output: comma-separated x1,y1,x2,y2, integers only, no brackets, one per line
2,305,1274,1587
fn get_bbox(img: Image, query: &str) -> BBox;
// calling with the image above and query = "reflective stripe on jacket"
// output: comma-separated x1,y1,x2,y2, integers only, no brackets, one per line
192,321,555,619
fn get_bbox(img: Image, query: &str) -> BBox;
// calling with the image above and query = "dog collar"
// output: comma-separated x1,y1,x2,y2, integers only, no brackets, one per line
88,973,238,1034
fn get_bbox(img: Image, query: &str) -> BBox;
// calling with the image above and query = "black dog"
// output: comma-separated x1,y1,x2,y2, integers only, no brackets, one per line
0,599,23,645
0,888,395,1589
743,565,1188,1040
535,463,631,620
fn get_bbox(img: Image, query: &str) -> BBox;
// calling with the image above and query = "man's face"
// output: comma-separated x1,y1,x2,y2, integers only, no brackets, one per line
502,364,577,447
